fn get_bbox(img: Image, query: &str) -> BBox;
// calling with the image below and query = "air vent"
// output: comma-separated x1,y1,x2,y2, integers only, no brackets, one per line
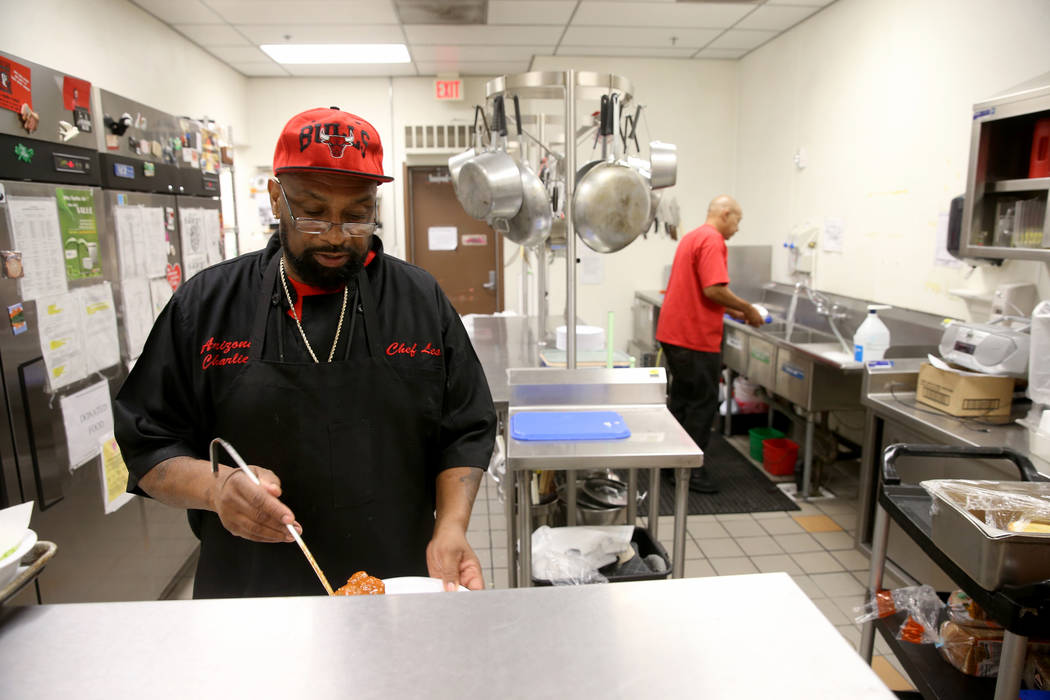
394,1,486,24
404,123,474,153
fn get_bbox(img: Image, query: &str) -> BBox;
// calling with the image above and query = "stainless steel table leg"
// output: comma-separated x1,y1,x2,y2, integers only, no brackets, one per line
724,369,734,437
767,402,774,428
801,411,815,500
994,630,1028,700
506,470,517,588
566,473,577,527
626,468,638,525
859,504,890,663
672,467,689,578
517,471,532,587
649,467,660,540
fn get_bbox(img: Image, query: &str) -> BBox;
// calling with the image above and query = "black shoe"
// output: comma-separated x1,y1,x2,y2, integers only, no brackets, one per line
688,470,719,494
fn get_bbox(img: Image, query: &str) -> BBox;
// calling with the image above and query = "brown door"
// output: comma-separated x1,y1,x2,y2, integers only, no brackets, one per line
406,166,503,314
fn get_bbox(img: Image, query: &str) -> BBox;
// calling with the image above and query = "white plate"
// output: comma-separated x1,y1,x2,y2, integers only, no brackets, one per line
382,577,468,595
0,529,37,589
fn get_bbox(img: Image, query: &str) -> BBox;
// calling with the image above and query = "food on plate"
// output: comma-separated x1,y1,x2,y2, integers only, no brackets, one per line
334,571,385,596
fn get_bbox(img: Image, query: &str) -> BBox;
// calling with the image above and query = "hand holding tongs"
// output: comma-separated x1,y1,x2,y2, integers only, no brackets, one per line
209,437,335,595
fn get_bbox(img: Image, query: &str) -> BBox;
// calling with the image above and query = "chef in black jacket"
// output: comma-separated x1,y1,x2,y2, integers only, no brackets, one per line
115,107,496,598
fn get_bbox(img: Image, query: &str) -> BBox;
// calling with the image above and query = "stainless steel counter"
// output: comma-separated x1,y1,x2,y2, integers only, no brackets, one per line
466,315,542,411
0,574,895,700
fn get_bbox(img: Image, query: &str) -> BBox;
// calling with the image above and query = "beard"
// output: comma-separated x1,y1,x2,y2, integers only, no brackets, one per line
279,219,367,290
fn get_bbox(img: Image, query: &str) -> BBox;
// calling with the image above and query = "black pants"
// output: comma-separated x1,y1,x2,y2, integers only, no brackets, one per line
661,342,721,453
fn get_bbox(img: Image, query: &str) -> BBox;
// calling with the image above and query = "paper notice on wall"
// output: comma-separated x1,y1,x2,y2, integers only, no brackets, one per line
934,212,961,268
7,196,68,300
143,207,169,277
114,206,147,279
36,292,88,392
148,276,172,320
823,218,845,254
99,433,134,514
179,207,208,280
428,226,458,251
120,277,154,360
59,381,113,471
203,208,223,265
56,188,102,281
76,283,120,374
579,244,604,285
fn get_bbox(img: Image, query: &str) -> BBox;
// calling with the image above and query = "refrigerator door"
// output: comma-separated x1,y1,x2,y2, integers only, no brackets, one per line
0,180,197,604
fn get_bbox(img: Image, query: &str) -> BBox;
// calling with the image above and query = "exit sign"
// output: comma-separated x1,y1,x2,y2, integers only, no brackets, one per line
435,79,463,101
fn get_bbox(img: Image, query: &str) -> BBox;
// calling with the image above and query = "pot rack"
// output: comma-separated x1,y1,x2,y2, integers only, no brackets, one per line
484,71,635,369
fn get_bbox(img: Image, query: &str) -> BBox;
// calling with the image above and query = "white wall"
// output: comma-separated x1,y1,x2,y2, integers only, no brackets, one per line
0,0,251,246
736,0,1050,319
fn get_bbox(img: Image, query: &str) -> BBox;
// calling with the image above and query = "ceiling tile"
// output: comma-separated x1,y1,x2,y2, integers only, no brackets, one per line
230,62,291,76
204,0,399,24
571,1,753,28
411,45,546,62
765,0,834,6
561,26,720,48
694,47,747,59
174,23,251,46
487,1,577,25
556,46,696,58
282,63,418,77
207,46,272,62
405,24,562,45
416,61,531,76
706,28,777,50
236,24,406,44
131,0,223,24
734,4,818,31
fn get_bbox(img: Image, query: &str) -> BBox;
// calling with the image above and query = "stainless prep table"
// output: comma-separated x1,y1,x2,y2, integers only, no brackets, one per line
506,368,702,585
0,574,896,700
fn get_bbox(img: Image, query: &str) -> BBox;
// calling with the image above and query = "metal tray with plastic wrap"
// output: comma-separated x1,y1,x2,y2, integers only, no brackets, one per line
922,479,1050,590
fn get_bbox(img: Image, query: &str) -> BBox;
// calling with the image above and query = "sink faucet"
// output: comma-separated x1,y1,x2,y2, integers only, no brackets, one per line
787,282,853,355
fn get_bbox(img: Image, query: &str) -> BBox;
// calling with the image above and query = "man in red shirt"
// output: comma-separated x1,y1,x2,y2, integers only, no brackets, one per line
656,195,764,492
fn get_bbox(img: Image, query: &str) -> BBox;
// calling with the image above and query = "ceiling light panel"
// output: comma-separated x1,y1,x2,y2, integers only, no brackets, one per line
174,23,251,46
281,63,418,77
261,43,411,63
132,0,223,24
404,24,562,45
706,28,777,49
571,1,753,27
236,24,406,44
561,25,721,47
411,45,546,62
487,1,578,25
204,0,399,24
734,4,819,30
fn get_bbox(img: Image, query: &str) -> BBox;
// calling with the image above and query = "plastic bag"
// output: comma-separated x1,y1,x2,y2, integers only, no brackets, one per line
854,584,944,644
921,480,1050,536
530,525,633,585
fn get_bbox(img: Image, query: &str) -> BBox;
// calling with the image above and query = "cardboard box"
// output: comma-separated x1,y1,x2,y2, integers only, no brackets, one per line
916,362,1015,418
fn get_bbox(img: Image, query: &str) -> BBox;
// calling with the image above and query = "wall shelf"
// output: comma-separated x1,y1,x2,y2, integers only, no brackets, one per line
986,177,1050,193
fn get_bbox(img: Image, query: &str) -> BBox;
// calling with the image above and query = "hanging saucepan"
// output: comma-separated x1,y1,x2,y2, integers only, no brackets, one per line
448,105,488,196
572,93,651,253
456,96,523,221
492,95,552,248
649,140,678,189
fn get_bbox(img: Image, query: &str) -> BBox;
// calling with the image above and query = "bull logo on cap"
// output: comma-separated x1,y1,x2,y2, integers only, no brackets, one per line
318,125,354,158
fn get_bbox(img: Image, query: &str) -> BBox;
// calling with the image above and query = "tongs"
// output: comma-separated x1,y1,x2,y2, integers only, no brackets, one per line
209,437,334,595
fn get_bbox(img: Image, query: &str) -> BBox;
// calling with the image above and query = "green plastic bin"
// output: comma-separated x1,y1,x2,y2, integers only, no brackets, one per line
749,427,784,461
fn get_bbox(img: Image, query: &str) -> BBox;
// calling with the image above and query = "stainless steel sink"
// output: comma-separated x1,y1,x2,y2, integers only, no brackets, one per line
764,327,838,345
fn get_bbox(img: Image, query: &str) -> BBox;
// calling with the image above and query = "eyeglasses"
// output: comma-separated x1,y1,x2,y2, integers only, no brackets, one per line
277,180,378,238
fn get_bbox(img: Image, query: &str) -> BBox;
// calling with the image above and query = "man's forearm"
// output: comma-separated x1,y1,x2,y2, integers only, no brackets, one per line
703,284,753,313
137,455,227,512
434,466,483,532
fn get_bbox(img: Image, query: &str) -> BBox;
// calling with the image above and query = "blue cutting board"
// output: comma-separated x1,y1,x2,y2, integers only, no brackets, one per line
511,411,631,441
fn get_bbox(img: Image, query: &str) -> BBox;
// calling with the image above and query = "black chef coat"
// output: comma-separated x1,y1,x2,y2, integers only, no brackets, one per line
114,233,496,593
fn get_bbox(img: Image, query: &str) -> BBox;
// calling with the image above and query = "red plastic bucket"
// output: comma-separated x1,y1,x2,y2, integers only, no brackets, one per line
1031,118,1050,178
762,438,799,476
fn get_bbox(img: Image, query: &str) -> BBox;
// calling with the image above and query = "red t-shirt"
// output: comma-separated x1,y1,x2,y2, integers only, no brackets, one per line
655,224,730,353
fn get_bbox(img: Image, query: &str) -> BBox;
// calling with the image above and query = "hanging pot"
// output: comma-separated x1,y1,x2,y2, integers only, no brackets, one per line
649,140,678,189
448,105,488,195
493,95,552,248
572,93,651,253
456,96,523,221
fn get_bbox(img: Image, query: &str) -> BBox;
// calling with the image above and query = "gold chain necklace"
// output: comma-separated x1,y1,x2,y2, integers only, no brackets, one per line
279,257,347,363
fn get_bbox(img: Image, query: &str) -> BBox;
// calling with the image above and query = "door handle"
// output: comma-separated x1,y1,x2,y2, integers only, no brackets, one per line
483,270,496,291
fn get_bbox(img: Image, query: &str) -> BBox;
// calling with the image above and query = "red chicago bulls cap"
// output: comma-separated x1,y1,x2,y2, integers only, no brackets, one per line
273,106,393,183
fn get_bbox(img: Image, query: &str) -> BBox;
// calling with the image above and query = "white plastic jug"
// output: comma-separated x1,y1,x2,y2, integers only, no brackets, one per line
1029,300,1050,405
853,305,891,362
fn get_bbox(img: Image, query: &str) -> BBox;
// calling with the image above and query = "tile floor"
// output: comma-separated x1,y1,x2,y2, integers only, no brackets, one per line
164,448,916,693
